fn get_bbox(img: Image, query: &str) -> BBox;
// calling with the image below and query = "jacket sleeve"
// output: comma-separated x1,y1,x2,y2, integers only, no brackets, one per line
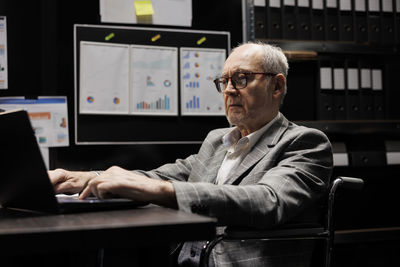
133,155,196,182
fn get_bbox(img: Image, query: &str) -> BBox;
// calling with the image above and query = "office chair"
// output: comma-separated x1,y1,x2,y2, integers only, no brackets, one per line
199,176,364,267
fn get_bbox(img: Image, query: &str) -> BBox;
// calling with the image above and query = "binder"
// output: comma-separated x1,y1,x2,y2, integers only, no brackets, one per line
345,60,361,120
297,0,312,40
349,139,386,166
367,0,381,43
397,0,400,44
281,61,316,120
359,62,374,119
317,60,335,120
381,0,396,44
385,60,400,119
282,0,297,39
311,0,326,40
339,0,354,41
333,61,347,120
372,68,385,119
325,0,340,41
354,0,369,43
267,0,283,39
254,5,267,38
385,140,400,165
332,142,349,166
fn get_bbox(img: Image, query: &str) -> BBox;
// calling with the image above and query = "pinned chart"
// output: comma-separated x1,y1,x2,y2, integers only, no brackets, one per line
0,97,69,147
79,41,130,114
0,16,8,89
180,47,226,115
130,45,178,115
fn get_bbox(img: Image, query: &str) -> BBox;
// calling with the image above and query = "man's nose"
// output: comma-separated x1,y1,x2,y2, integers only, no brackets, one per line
224,78,238,94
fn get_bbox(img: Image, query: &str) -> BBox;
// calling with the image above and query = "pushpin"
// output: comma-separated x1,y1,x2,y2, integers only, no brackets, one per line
151,34,161,42
197,37,206,45
105,33,115,41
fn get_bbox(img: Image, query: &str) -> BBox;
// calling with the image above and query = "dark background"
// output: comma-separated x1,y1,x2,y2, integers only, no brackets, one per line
1,0,400,266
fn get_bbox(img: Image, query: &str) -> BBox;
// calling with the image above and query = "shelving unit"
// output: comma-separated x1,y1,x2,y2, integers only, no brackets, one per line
243,0,400,265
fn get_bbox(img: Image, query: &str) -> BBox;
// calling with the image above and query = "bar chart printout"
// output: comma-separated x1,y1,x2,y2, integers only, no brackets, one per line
186,95,200,109
136,94,170,110
130,45,178,115
180,47,226,116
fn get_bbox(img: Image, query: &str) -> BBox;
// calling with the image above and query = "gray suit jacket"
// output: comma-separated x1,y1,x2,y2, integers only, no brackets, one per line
138,113,333,266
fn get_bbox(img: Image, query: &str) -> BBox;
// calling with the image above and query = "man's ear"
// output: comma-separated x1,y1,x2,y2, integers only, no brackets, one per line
272,74,285,96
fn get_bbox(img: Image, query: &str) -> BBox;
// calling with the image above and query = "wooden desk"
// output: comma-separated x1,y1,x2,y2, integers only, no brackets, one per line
0,205,216,252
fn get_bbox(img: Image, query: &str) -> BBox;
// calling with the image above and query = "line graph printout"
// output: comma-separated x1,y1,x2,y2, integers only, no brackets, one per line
130,45,178,115
79,41,130,114
180,47,226,116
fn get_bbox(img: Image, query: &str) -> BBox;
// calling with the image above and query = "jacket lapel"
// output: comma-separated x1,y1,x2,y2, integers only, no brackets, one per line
224,113,290,185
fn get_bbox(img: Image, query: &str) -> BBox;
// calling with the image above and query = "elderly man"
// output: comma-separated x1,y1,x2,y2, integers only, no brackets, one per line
50,42,333,266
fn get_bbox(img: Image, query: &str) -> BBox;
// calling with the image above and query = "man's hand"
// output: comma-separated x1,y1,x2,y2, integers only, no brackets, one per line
48,168,96,195
79,166,178,209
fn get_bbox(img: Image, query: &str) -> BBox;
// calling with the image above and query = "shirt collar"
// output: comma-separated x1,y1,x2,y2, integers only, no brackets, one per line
222,113,281,150
247,112,281,148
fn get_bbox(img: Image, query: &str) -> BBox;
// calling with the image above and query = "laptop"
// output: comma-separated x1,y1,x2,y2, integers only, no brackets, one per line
0,109,146,213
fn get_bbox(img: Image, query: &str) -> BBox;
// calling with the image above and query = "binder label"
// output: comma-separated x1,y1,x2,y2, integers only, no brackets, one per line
254,0,266,6
320,67,333,89
284,0,295,6
333,153,349,166
355,0,366,11
368,0,380,12
298,0,310,7
327,0,337,8
372,69,383,90
385,140,400,165
312,0,324,9
386,152,400,165
361,68,372,88
332,142,349,166
340,0,352,11
347,68,359,90
334,68,345,90
382,0,393,12
269,0,281,7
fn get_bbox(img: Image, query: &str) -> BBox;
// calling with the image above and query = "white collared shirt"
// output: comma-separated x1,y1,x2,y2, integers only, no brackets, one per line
216,113,280,185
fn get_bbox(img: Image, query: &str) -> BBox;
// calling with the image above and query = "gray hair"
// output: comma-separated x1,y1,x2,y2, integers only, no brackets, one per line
231,41,289,105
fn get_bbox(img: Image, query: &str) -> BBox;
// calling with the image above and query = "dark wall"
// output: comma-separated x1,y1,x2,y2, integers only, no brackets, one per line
0,1,41,95
0,0,243,170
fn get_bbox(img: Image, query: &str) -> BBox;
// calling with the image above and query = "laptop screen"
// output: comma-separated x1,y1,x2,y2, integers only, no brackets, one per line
0,110,61,213
0,109,146,213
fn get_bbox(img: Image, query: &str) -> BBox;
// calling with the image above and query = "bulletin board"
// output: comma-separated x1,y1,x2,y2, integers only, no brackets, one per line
74,24,230,144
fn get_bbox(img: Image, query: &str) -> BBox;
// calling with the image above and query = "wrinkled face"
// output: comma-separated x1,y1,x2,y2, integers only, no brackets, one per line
222,44,279,132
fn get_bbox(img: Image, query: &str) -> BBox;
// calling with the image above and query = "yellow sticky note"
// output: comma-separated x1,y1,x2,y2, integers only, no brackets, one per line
134,0,154,16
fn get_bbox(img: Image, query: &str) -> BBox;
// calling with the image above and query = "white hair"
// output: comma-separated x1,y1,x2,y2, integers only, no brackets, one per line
231,41,289,105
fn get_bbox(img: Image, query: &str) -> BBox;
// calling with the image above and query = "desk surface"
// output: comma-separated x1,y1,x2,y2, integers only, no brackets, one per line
0,205,216,252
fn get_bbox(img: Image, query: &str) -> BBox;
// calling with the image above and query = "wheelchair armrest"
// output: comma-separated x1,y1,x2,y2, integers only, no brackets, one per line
336,176,364,191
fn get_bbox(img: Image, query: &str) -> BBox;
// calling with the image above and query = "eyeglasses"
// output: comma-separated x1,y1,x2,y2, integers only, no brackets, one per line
213,72,277,93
